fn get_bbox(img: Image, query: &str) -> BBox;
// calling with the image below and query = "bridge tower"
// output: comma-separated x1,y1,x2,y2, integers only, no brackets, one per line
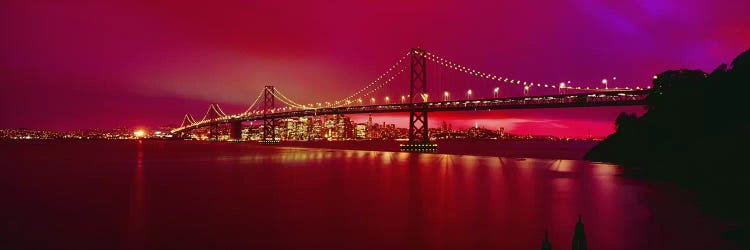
181,113,196,127
207,103,222,141
260,85,279,144
178,113,196,138
401,48,437,150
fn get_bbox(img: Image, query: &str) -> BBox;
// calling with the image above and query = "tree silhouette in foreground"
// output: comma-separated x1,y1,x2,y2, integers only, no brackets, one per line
586,48,750,247
541,231,552,250
540,216,588,250
572,215,587,250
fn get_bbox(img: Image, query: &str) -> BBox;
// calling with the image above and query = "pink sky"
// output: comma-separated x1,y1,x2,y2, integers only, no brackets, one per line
0,1,747,137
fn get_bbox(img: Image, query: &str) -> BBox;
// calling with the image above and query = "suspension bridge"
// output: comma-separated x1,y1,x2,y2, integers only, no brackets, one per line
170,48,650,149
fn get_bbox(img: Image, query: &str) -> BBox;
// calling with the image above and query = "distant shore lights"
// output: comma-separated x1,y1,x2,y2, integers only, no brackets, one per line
559,82,566,94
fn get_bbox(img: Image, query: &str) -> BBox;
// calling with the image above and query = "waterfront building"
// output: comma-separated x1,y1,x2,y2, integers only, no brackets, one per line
355,123,367,139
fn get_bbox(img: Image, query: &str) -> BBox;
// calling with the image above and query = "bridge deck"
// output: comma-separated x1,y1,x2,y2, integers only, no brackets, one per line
172,90,648,133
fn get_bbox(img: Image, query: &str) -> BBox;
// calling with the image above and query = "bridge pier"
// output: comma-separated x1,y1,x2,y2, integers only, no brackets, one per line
230,121,243,141
401,48,437,151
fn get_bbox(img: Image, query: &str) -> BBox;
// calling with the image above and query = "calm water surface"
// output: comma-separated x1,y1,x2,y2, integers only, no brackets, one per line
0,140,737,249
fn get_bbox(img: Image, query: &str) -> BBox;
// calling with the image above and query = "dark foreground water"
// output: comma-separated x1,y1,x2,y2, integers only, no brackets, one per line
0,140,738,249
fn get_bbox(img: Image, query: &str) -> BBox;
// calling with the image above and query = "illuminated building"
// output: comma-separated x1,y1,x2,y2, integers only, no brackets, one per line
310,116,323,140
355,123,367,139
296,117,309,140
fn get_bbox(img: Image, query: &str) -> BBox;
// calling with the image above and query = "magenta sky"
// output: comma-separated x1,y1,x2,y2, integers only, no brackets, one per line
1,1,748,137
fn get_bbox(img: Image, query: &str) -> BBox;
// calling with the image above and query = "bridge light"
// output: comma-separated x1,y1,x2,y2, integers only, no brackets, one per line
559,82,566,94
653,75,658,79
602,79,608,89
385,96,390,104
523,86,530,96
401,95,406,103
493,87,500,98
371,97,375,104
444,91,450,101
421,93,429,102
467,89,472,99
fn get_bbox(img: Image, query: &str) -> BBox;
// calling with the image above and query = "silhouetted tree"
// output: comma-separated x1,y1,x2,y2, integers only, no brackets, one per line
541,231,552,250
585,48,750,248
572,215,587,250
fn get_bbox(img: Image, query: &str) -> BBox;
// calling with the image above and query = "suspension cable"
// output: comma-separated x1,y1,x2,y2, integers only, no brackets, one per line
273,88,307,107
269,90,307,109
243,90,265,114
423,51,642,92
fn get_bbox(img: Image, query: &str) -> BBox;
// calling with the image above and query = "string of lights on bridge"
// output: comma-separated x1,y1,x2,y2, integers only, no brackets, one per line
277,49,652,110
421,50,651,92
327,53,410,107
173,48,655,132
237,52,411,112
243,90,265,114
180,113,197,127
199,103,228,123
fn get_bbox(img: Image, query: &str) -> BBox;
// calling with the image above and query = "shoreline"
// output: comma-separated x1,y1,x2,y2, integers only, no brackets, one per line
3,139,601,161
268,139,599,160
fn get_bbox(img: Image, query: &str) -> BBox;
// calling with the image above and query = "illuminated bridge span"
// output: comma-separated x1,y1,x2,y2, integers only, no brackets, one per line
171,48,651,149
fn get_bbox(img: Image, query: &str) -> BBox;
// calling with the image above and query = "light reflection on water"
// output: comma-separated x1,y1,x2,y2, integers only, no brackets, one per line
126,140,145,250
0,140,739,250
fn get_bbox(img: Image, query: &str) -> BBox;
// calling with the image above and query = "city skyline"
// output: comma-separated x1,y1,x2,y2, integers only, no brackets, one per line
0,113,610,140
3,1,749,249
1,1,748,135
